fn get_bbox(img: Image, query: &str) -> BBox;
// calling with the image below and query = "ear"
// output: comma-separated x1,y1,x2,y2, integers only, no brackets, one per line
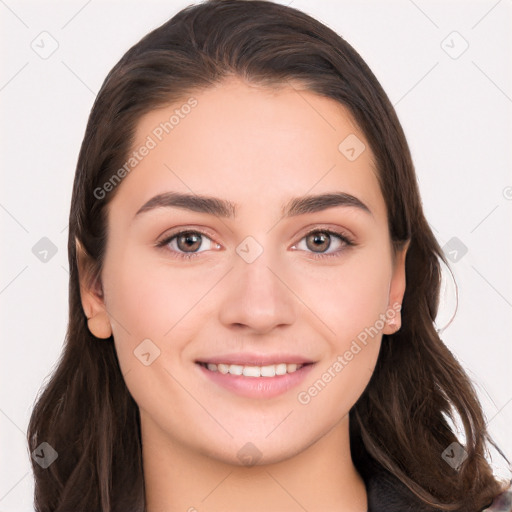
382,240,410,335
76,238,112,339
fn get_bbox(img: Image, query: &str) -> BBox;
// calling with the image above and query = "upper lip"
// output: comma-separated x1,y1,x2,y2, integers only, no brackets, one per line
196,353,315,366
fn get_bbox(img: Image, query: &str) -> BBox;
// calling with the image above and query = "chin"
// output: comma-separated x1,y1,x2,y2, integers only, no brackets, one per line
200,432,314,468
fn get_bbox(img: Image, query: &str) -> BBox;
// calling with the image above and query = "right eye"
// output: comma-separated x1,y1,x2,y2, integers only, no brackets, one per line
157,230,221,260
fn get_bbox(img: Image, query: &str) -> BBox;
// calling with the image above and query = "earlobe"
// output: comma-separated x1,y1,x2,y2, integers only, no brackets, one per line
86,314,113,339
383,240,410,335
75,238,112,340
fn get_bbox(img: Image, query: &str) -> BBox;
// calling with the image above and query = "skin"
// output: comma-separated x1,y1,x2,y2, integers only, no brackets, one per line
78,76,408,512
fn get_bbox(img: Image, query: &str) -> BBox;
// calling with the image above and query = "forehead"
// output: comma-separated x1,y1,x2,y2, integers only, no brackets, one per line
108,77,386,222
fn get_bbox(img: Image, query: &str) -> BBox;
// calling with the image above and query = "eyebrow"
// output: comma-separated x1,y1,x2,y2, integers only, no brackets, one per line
134,191,372,220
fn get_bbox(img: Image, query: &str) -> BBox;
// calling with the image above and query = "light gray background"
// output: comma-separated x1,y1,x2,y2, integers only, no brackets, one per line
1,0,511,509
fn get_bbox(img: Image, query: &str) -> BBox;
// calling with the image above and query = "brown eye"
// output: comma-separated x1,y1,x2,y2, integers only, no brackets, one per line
176,232,203,252
305,231,331,253
158,230,219,260
292,228,354,259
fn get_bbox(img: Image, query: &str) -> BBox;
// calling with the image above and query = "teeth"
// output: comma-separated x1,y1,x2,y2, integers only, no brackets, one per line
243,366,260,377
260,365,275,377
229,364,243,376
202,362,305,377
218,363,229,374
275,363,287,375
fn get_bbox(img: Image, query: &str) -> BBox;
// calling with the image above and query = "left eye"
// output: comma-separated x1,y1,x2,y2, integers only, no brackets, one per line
292,229,353,258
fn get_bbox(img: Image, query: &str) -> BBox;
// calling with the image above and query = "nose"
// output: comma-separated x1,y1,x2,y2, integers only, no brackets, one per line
217,246,297,335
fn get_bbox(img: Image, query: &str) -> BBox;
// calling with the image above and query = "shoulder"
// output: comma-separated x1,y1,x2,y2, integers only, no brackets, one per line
364,460,512,512
364,463,440,512
352,435,511,512
482,484,512,512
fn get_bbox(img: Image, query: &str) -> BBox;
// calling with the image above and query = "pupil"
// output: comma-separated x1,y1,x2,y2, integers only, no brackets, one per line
308,232,330,252
179,232,201,252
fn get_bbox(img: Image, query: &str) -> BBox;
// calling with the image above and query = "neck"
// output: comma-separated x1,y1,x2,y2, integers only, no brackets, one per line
142,414,367,512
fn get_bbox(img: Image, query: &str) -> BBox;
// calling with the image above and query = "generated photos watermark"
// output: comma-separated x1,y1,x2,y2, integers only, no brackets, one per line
93,97,198,200
297,302,401,405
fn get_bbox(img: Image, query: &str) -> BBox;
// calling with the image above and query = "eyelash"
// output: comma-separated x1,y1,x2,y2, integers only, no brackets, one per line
156,228,355,261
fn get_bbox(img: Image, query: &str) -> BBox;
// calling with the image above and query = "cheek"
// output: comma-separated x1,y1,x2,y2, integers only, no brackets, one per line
296,340,380,423
102,251,194,371
292,246,391,409
105,244,206,326
102,247,227,386
102,257,200,418
293,248,392,340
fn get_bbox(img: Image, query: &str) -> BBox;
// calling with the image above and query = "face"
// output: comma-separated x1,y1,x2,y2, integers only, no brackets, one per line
79,76,407,465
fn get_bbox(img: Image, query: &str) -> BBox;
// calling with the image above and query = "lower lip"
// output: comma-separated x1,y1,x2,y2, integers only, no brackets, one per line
197,363,315,399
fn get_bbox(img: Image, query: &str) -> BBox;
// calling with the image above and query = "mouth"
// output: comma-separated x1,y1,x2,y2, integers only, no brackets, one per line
195,357,316,398
197,361,310,377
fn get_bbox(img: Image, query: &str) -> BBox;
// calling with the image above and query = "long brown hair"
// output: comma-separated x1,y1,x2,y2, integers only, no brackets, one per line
27,1,507,510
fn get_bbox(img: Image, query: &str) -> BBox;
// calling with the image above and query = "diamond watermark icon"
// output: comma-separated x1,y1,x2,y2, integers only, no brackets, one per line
236,236,263,263
134,338,161,366
338,134,366,162
237,442,263,466
32,237,58,263
32,442,58,469
441,31,469,60
30,31,59,60
442,236,468,263
441,441,468,470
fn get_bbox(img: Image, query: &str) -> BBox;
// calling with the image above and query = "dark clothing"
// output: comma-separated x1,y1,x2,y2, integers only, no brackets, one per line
353,438,512,512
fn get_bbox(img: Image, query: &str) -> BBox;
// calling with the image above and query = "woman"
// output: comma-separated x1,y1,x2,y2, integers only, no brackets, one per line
27,0,511,510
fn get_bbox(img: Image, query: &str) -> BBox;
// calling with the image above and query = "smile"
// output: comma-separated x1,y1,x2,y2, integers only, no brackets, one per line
198,362,305,377
196,359,315,398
